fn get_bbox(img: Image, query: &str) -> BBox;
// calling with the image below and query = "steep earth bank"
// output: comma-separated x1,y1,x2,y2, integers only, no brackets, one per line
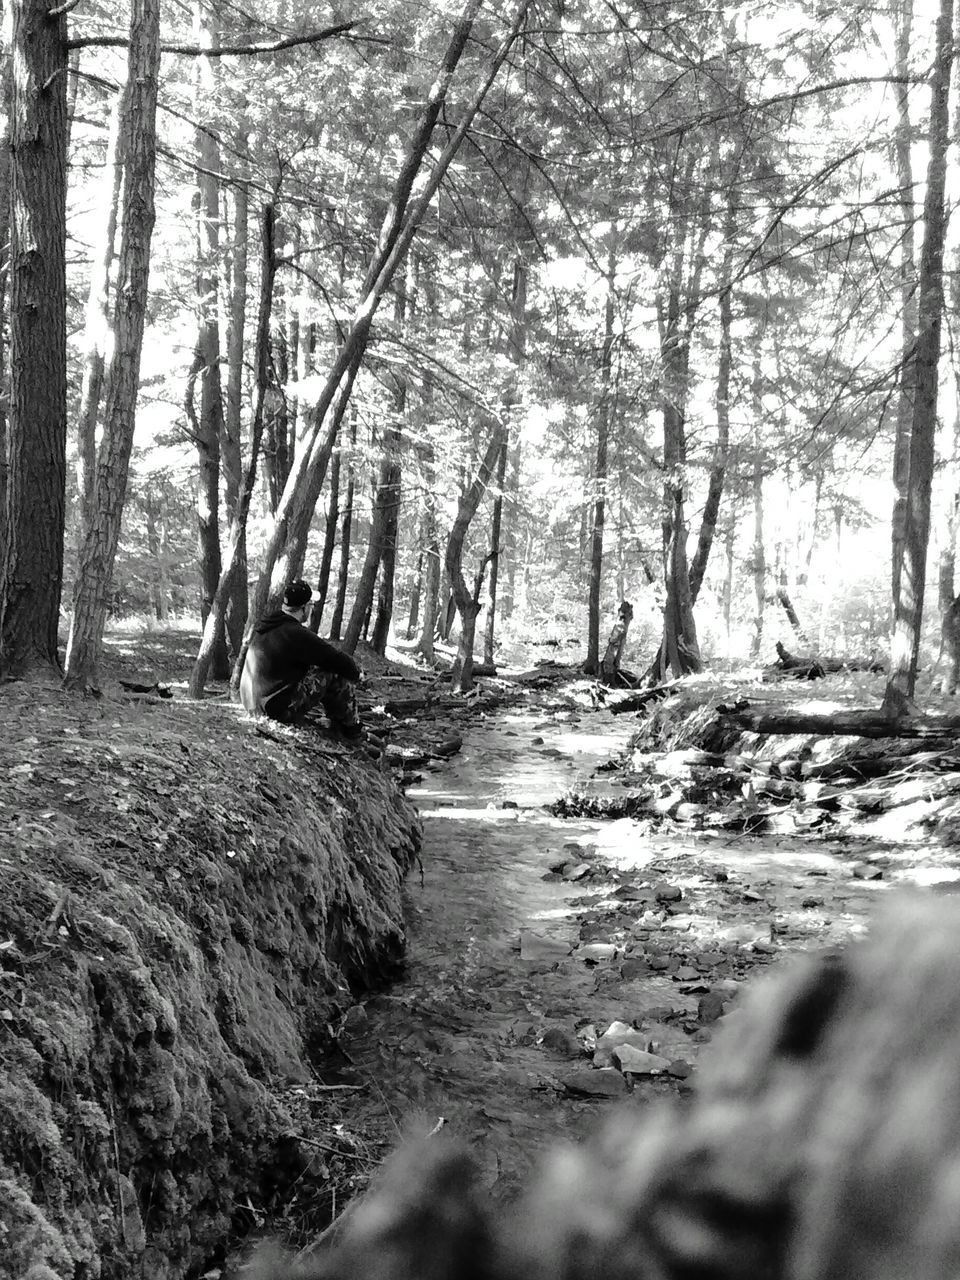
0,684,420,1280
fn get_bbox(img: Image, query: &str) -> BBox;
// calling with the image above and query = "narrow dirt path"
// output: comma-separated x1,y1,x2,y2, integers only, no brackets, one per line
320,696,941,1200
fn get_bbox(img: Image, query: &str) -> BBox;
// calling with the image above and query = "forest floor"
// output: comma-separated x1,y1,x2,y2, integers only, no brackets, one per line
7,622,960,1278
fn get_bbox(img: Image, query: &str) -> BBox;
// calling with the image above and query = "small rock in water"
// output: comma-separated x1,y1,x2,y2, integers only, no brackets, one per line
593,1020,650,1068
697,993,725,1025
675,966,700,982
559,1067,626,1098
562,862,592,882
613,1044,671,1074
852,863,883,880
620,958,649,980
613,883,648,901
742,889,764,903
531,736,545,745
666,1058,692,1079
654,881,683,903
802,896,825,909
520,932,570,964
576,942,618,964
500,799,519,809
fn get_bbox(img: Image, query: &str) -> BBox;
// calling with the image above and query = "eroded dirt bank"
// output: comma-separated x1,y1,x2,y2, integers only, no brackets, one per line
0,685,419,1280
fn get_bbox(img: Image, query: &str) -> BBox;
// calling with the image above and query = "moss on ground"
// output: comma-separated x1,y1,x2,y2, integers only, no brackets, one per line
0,685,420,1280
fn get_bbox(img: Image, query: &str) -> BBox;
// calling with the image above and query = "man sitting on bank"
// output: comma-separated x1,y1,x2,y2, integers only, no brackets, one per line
240,580,364,740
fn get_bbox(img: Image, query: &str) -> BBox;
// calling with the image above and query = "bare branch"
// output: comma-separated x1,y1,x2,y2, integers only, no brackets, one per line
67,20,356,54
49,0,82,15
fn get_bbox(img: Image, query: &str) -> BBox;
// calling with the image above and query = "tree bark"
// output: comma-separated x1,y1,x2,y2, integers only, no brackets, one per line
482,437,508,667
345,281,409,653
329,412,357,642
891,0,918,607
223,122,250,656
189,202,276,698
190,3,230,679
416,443,441,660
307,444,340,633
883,0,955,714
0,7,13,579
657,274,702,680
750,409,765,660
64,0,159,688
76,83,125,537
0,0,68,677
585,241,616,673
446,420,507,691
236,0,530,680
689,278,731,603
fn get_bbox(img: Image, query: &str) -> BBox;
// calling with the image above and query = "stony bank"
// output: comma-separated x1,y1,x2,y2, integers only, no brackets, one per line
0,683,420,1280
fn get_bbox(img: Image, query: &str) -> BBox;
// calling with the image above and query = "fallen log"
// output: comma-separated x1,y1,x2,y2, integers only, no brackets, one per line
767,641,885,680
609,678,684,714
722,707,960,738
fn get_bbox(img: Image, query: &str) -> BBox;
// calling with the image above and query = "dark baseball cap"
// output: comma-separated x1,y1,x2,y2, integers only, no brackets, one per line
283,579,321,608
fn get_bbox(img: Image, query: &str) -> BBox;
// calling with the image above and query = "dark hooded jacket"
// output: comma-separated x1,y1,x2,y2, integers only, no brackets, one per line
239,611,360,721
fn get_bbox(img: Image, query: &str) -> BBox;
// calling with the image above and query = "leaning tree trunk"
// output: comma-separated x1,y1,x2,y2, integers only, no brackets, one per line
883,0,954,715
688,270,732,603
64,0,160,688
482,436,508,668
0,0,67,678
237,0,530,679
446,419,507,691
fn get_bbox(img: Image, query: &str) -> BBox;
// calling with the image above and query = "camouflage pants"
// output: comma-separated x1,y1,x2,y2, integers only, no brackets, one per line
285,669,360,732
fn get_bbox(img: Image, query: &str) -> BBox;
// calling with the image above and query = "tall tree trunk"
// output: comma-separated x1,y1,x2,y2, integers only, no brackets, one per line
223,124,250,656
657,276,702,679
237,0,530,678
64,0,159,688
723,516,735,657
891,0,918,606
189,203,277,698
190,4,229,679
750,412,765,660
345,281,409,653
76,84,126,537
329,412,357,642
585,242,616,673
883,0,955,714
446,419,507,691
416,443,441,660
307,444,341,633
407,543,423,640
689,271,732,603
0,5,13,579
0,0,67,677
482,437,507,667
484,251,527,664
